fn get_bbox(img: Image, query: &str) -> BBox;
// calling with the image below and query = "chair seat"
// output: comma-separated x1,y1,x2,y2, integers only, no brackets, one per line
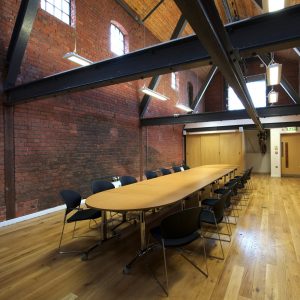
200,209,223,224
202,198,219,206
150,226,200,247
67,209,101,223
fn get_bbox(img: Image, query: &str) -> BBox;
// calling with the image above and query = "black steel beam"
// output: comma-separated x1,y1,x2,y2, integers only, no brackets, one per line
174,0,263,130
142,0,164,22
5,5,300,105
139,15,187,118
259,54,300,104
141,104,300,126
114,0,143,24
191,66,218,111
5,0,39,89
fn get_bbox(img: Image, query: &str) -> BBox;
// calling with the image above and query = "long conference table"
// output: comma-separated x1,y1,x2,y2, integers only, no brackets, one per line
86,164,236,270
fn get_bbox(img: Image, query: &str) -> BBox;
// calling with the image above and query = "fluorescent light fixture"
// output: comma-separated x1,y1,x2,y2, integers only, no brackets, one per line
266,62,282,86
63,52,93,66
175,103,193,112
263,0,285,12
140,85,169,101
294,48,300,57
268,89,278,103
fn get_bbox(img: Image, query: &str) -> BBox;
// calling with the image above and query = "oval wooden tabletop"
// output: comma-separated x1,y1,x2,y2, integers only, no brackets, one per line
86,165,236,212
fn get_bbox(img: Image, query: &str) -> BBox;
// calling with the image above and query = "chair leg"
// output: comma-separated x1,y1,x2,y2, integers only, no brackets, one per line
202,235,209,277
58,221,66,252
72,221,77,238
214,222,225,260
162,241,169,296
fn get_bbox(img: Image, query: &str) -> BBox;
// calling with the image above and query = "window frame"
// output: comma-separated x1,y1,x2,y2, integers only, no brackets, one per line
40,0,71,25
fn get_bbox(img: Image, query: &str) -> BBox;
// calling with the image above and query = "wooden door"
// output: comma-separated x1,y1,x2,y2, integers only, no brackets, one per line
220,132,243,169
281,133,300,176
200,134,220,165
186,135,201,167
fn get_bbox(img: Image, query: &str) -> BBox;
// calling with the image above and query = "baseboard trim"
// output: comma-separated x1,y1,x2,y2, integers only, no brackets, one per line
0,199,86,228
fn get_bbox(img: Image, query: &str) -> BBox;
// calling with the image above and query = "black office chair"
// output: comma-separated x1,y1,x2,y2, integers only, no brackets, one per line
200,192,231,260
145,170,158,179
172,166,182,173
213,181,239,224
91,180,115,194
160,168,171,175
150,207,208,296
58,190,101,254
120,175,137,186
201,189,233,234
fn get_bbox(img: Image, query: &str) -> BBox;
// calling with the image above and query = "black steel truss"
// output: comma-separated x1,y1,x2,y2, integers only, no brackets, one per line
139,14,187,118
5,0,39,89
5,5,300,105
141,104,300,126
173,0,263,131
191,66,218,112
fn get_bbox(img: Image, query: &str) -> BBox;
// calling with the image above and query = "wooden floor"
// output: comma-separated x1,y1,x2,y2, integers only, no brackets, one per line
1,175,300,300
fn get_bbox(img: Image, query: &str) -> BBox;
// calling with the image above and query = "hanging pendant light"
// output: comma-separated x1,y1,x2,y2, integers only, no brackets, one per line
268,88,278,104
266,53,282,86
63,0,92,66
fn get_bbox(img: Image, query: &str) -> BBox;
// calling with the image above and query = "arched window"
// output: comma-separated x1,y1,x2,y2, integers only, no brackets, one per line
110,22,127,56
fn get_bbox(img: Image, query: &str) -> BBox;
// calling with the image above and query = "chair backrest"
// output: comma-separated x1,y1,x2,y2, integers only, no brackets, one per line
145,170,158,180
172,166,182,173
210,195,226,223
222,189,232,209
182,164,190,170
60,190,82,214
120,175,137,186
160,168,171,176
161,207,202,239
91,180,115,194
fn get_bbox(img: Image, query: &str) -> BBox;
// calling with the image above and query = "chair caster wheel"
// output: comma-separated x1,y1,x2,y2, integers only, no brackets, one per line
123,265,131,274
81,253,88,261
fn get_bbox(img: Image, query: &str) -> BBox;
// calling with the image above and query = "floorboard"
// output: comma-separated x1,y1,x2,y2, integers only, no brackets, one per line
0,175,300,299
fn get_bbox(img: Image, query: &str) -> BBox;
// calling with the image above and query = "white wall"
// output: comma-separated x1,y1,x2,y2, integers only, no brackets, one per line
270,128,282,177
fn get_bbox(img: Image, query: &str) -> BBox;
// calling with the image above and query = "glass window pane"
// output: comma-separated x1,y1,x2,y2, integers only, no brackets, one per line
62,13,69,24
55,0,61,9
228,80,266,111
41,0,70,25
110,23,125,56
46,3,54,14
62,1,69,13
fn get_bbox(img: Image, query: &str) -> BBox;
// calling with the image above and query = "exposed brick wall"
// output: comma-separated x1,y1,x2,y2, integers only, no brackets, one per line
0,0,192,220
204,71,225,112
